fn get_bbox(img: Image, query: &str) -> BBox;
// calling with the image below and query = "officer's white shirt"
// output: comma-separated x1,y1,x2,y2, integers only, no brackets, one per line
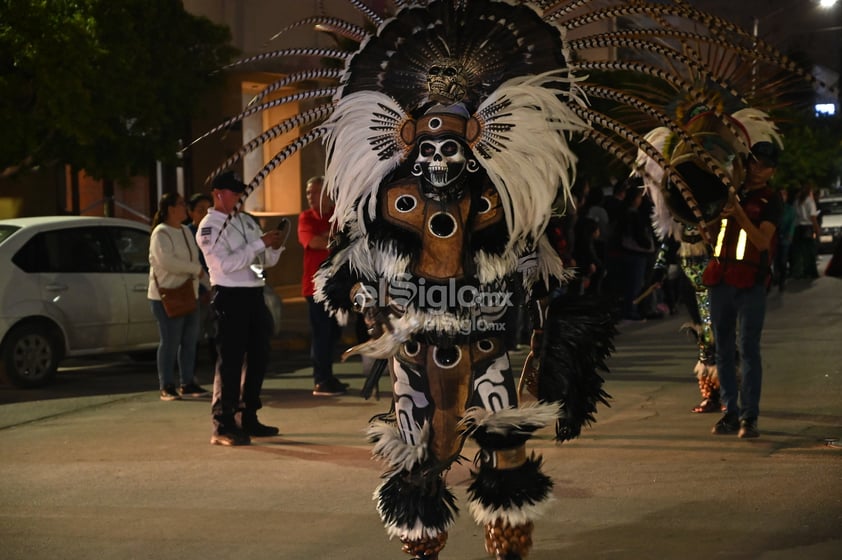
197,209,284,288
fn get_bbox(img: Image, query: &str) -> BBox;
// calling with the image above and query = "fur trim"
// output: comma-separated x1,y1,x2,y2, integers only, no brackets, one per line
312,233,378,320
459,403,561,450
693,360,719,382
460,403,561,436
467,455,554,526
474,250,519,285
370,241,412,282
375,474,458,540
677,238,709,258
680,322,701,343
516,242,575,296
535,235,570,290
368,420,429,472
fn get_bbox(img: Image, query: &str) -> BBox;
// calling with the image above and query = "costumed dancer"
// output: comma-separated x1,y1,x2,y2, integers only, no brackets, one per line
650,224,719,412
637,115,723,415
308,3,616,555
637,106,786,418
313,55,614,560
189,1,830,557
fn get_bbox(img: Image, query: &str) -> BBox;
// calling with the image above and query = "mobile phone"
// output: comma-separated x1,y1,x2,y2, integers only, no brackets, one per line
276,218,289,230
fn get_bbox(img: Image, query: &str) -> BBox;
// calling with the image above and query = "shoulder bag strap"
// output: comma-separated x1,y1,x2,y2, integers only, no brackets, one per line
180,227,193,262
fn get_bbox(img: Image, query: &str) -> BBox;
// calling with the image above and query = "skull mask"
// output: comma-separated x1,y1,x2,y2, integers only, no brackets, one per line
414,137,467,190
427,59,468,104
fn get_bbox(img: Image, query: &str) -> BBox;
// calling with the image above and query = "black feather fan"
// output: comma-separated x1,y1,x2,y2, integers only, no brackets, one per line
537,294,618,442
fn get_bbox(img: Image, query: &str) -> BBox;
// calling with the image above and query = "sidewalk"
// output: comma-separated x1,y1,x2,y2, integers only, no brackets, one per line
0,270,840,560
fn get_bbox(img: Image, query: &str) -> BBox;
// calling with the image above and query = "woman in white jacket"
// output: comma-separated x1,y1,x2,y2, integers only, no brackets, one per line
148,193,209,400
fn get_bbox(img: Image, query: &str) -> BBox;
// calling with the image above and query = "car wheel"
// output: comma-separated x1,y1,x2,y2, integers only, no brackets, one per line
1,323,61,388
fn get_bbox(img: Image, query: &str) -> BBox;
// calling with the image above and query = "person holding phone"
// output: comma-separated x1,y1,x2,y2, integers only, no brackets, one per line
197,170,286,446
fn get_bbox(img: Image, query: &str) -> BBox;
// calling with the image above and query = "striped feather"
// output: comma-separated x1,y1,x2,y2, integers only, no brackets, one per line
206,104,335,184
262,16,367,48
246,68,343,108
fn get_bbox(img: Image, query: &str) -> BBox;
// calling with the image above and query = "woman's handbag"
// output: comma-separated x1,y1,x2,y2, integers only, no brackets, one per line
153,227,197,318
156,277,197,318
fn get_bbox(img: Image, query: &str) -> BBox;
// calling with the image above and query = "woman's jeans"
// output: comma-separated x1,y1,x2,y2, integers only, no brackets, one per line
150,299,201,389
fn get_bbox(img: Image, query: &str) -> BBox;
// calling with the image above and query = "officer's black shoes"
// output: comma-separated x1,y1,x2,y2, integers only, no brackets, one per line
242,419,280,437
210,428,251,446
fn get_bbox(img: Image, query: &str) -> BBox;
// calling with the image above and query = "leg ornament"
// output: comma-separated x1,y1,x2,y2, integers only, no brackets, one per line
401,533,447,560
484,519,534,560
688,269,720,413
374,471,456,558
368,421,457,556
692,360,721,413
469,454,550,559
461,405,559,559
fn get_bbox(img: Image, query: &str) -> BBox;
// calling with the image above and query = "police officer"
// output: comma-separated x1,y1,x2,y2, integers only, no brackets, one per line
197,171,286,446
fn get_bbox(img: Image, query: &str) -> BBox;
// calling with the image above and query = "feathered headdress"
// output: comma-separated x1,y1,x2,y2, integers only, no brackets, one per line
189,0,831,238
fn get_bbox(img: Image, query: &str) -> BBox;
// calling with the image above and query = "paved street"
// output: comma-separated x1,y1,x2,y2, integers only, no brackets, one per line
1,263,840,560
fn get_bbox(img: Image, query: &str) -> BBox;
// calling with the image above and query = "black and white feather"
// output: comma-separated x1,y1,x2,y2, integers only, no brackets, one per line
190,0,826,241
537,293,616,442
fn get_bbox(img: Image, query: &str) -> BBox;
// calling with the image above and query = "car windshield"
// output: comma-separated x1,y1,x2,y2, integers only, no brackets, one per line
819,198,842,216
0,225,21,244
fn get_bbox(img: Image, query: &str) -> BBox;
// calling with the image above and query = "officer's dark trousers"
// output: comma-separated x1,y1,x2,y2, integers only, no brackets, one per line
211,286,271,434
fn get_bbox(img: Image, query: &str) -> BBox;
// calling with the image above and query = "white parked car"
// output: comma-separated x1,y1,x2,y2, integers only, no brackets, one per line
0,215,286,388
0,216,159,387
818,195,842,254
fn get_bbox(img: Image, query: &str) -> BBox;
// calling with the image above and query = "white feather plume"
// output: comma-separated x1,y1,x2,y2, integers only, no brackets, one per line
474,71,588,250
322,91,409,231
344,312,421,359
534,234,569,290
731,108,783,149
635,126,682,241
